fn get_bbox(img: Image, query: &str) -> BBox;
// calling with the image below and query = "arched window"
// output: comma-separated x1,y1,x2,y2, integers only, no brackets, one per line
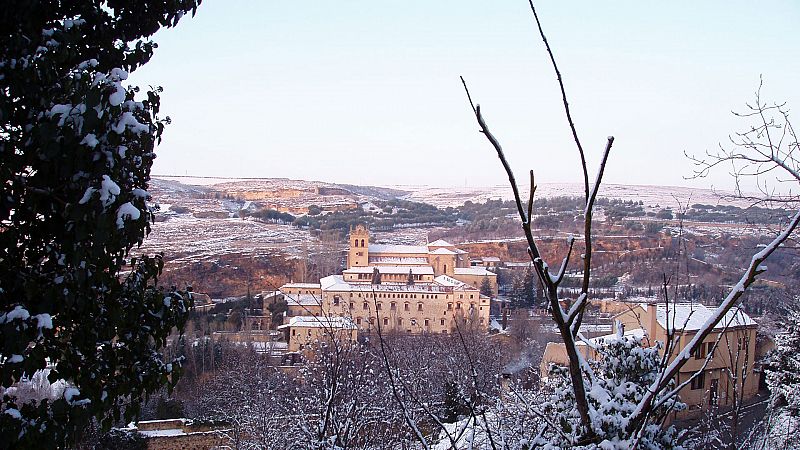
354,239,359,248
360,239,365,247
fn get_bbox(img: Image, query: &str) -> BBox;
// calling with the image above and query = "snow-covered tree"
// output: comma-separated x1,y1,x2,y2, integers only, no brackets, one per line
765,311,800,413
0,1,200,446
459,2,800,447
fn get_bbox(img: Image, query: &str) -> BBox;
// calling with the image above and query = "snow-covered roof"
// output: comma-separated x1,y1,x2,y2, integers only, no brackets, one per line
430,248,457,255
277,315,357,330
344,266,434,275
320,275,454,293
281,293,322,306
481,256,501,262
650,303,756,332
504,262,531,268
369,243,428,254
454,267,496,276
434,275,467,287
454,248,469,254
580,328,647,347
281,282,321,289
138,429,186,437
427,239,454,247
369,256,429,265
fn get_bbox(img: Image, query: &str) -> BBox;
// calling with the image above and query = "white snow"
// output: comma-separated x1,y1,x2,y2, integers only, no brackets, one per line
99,175,120,207
277,315,357,330
344,265,433,275
131,188,149,199
34,313,53,330
108,84,126,106
368,243,428,254
453,267,495,276
116,202,141,228
650,302,756,331
80,133,99,148
3,305,30,322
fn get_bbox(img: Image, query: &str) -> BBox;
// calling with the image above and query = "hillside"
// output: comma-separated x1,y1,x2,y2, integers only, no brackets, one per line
138,177,790,299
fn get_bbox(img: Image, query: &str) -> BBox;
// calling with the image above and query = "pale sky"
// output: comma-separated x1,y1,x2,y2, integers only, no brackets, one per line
130,1,799,192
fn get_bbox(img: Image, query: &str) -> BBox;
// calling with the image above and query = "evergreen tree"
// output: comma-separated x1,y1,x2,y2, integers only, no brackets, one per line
0,1,200,446
522,266,536,307
765,311,800,413
479,275,493,297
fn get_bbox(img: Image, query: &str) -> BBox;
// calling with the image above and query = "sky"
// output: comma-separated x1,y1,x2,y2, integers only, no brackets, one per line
130,1,800,192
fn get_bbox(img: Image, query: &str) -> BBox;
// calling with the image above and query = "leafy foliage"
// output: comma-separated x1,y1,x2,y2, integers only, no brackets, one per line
0,1,199,446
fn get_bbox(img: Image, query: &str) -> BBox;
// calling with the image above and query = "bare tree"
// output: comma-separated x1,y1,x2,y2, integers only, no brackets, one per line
460,1,800,446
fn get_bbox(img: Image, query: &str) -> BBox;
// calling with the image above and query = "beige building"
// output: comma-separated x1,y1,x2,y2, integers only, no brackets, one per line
541,302,758,418
276,224,493,335
277,316,357,353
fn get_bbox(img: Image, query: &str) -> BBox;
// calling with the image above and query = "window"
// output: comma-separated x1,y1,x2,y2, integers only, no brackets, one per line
690,371,706,390
360,239,365,247
417,303,423,311
456,302,462,310
292,329,296,336
383,318,389,326
363,302,369,310
377,302,382,311
354,239,359,248
440,319,445,326
333,296,340,306
390,302,396,310
693,343,707,360
424,319,430,327
398,318,403,326
349,302,354,309
447,303,453,310
356,317,362,325
404,303,410,311
706,342,714,357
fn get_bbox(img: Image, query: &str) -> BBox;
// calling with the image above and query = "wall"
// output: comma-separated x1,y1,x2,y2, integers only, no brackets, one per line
322,287,490,334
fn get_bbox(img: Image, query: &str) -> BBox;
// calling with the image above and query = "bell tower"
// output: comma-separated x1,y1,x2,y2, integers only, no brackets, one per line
347,224,369,268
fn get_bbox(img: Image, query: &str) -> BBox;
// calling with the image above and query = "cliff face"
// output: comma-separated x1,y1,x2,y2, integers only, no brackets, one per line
159,252,295,299
459,234,670,270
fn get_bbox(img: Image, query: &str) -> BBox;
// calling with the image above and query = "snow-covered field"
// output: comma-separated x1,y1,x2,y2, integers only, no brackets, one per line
397,182,756,209
140,178,771,271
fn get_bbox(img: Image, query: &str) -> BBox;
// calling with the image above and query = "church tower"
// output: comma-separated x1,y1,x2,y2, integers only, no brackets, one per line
347,224,369,268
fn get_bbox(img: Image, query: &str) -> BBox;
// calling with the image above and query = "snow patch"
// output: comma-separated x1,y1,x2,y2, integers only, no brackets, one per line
116,202,141,228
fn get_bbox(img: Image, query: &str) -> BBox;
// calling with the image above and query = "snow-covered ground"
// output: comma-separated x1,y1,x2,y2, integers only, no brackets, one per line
397,182,757,209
